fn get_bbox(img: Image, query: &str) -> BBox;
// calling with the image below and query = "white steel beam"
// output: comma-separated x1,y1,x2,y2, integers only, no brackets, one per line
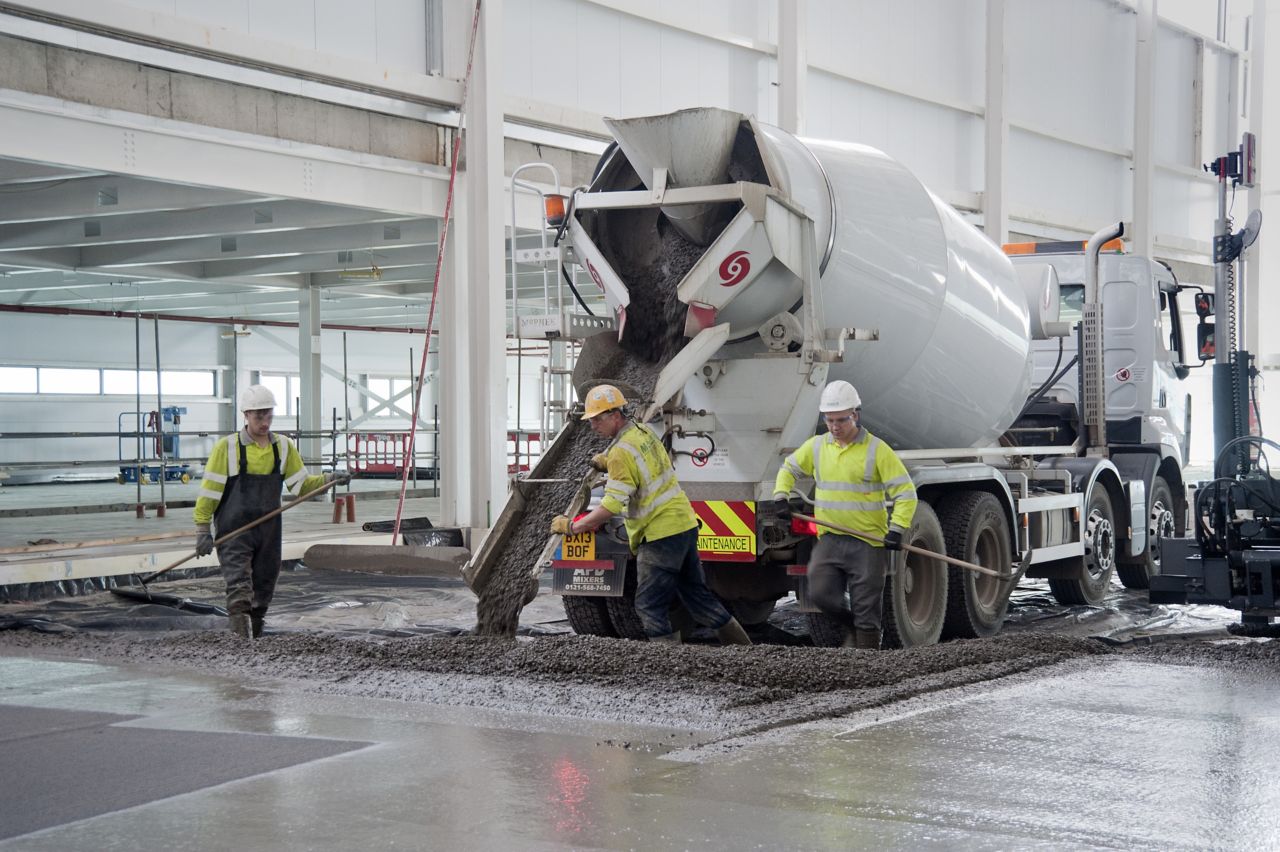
1131,0,1157,259
983,0,1008,246
0,90,449,217
299,276,323,465
776,0,806,136
0,200,416,252
1242,0,1267,355
71,219,438,269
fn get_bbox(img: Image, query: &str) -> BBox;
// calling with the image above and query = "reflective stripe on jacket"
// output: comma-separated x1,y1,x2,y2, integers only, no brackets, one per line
773,428,917,543
600,422,697,552
193,430,325,526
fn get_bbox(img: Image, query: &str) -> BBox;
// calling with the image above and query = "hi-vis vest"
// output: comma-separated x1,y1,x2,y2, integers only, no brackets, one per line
774,429,917,543
193,431,325,526
600,422,697,552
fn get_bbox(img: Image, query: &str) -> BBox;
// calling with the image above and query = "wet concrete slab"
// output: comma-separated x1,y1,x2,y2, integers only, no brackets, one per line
1,645,1277,850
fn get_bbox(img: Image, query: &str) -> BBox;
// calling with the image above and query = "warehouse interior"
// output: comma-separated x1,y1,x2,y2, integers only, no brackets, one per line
1,0,1279,847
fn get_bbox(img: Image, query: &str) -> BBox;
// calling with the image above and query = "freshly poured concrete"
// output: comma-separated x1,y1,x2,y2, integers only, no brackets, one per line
1,646,1277,849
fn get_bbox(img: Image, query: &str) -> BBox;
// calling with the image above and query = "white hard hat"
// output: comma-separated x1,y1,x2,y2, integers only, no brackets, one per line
819,380,861,413
239,384,277,412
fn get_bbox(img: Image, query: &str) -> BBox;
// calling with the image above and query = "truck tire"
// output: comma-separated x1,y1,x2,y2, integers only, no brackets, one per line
606,559,649,640
1049,485,1117,606
937,491,1014,639
806,611,848,647
1117,475,1179,589
562,595,618,637
883,502,948,648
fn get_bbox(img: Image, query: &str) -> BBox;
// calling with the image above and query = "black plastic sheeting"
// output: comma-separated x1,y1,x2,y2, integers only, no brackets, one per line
0,562,570,638
0,565,224,605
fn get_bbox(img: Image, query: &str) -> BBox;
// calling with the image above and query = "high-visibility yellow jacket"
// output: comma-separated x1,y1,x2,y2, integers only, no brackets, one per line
774,428,917,543
193,430,326,527
600,422,697,552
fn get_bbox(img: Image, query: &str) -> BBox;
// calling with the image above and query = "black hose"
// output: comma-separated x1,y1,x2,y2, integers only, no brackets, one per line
1013,341,1077,425
561,265,597,317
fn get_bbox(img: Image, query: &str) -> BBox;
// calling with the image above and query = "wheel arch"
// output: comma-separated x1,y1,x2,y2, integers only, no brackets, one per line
910,466,1020,557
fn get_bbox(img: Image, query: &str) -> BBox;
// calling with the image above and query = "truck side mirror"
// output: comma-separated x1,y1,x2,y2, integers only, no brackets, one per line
1194,293,1214,318
1197,322,1215,361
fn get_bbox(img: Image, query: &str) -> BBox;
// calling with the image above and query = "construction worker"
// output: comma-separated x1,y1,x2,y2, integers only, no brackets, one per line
194,384,349,638
774,380,917,649
551,384,751,645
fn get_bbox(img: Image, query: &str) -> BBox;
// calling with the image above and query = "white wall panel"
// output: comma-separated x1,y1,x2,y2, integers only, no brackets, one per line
373,0,428,70
1007,0,1134,152
247,0,316,50
1154,26,1198,168
808,0,982,109
576,2,625,117
316,0,378,60
172,0,250,32
1009,129,1127,227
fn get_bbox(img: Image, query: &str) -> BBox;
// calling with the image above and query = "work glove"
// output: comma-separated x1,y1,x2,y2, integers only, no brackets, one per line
589,453,610,473
195,530,215,557
328,471,352,486
773,495,792,520
550,515,574,536
882,529,904,551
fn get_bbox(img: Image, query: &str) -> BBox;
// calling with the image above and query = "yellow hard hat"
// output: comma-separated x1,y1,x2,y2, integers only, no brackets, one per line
581,384,627,419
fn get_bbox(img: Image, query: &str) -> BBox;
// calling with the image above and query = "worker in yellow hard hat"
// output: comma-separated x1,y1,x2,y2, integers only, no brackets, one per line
550,384,751,645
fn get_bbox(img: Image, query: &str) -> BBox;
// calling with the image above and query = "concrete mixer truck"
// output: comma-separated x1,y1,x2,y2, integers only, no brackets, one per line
470,107,1196,648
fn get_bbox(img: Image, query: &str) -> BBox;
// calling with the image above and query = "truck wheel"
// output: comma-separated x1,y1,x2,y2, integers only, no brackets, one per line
938,491,1014,639
806,612,847,647
1049,485,1117,606
562,595,617,637
1117,476,1178,589
605,559,648,640
883,502,948,648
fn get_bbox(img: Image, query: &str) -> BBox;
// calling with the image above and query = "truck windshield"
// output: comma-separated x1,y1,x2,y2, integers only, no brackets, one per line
1059,284,1085,324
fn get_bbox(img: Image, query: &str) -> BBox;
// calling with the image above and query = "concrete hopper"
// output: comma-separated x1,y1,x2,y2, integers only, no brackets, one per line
603,107,743,246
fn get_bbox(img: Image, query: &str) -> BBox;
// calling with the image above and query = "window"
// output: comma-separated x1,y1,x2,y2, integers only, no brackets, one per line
1059,284,1085,325
0,366,36,393
362,377,415,417
103,369,214,396
259,374,298,415
39,367,100,394
1,366,214,396
104,370,159,395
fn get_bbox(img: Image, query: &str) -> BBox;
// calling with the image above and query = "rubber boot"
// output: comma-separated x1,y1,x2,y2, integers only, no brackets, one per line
841,630,857,649
649,631,681,644
854,628,881,650
228,613,252,639
716,617,753,646
250,615,265,639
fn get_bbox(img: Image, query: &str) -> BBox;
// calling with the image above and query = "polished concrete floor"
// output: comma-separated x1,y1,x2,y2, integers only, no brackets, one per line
2,645,1277,850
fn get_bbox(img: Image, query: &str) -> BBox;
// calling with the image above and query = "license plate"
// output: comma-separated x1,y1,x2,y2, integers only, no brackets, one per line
557,532,596,561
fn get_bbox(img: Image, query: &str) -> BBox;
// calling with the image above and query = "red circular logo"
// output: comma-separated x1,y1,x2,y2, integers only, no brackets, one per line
691,449,709,467
1115,368,1132,382
718,251,750,287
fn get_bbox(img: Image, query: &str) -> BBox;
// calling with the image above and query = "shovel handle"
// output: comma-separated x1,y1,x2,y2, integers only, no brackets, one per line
792,512,1008,579
139,476,342,584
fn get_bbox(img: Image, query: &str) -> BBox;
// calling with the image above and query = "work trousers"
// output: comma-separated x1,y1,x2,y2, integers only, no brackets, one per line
808,533,887,632
634,527,733,638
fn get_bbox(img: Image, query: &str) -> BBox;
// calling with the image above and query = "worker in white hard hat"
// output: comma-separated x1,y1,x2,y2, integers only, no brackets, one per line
193,383,350,638
550,384,752,645
773,380,917,649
